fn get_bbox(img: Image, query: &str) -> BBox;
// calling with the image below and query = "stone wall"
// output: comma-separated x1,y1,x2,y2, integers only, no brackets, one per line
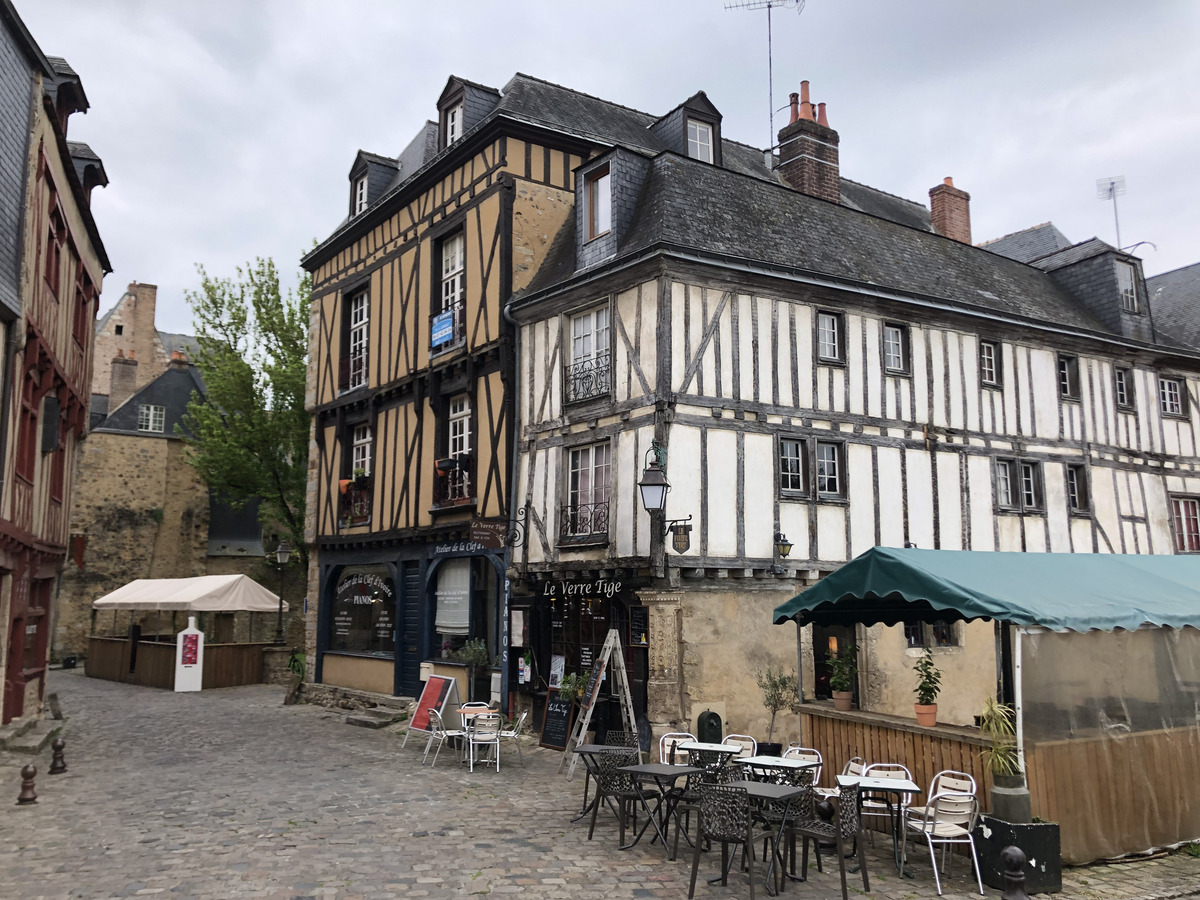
92,283,172,404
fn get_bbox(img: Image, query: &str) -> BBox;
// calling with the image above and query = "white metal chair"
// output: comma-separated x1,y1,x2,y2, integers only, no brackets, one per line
817,755,863,799
783,745,823,786
907,769,976,819
499,710,528,767
901,791,985,896
659,731,697,764
861,762,915,843
422,707,465,767
468,712,502,772
722,733,757,758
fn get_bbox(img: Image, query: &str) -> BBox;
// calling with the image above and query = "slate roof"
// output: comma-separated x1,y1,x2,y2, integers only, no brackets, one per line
979,222,1072,264
1030,237,1114,272
839,178,931,232
522,153,1109,333
1148,261,1200,353
159,331,199,361
92,362,205,437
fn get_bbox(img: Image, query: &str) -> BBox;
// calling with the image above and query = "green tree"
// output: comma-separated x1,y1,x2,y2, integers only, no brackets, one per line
179,258,310,568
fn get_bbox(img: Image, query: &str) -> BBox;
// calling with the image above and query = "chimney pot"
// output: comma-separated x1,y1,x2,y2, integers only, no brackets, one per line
789,92,799,124
817,102,829,128
776,79,840,204
944,176,954,187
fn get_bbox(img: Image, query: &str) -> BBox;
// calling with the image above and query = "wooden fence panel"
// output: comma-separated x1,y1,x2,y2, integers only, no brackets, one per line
202,643,268,689
85,637,127,682
129,642,174,689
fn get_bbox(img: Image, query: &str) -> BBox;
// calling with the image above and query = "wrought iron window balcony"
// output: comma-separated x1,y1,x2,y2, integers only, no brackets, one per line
429,302,466,353
564,354,612,404
433,455,474,507
338,476,372,527
559,500,610,542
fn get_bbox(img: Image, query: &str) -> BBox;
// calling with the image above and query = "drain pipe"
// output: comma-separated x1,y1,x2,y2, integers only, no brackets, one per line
501,293,523,714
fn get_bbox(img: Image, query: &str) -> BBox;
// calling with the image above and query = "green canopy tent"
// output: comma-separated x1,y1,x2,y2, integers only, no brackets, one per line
771,546,1200,863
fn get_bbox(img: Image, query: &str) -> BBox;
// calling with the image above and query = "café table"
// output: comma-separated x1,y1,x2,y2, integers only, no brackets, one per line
836,773,922,870
676,740,741,772
736,754,822,783
726,779,807,896
617,763,702,860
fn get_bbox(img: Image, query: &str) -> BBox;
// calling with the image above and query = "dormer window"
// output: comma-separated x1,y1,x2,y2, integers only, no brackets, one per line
1117,261,1139,313
353,176,368,215
446,102,463,144
687,120,713,163
586,166,611,240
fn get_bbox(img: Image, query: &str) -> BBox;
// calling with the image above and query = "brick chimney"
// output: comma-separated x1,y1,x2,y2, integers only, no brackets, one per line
929,177,972,244
776,81,840,203
108,348,139,414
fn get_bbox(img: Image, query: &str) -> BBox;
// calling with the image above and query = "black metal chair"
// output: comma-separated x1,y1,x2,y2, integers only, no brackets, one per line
586,747,644,846
787,781,870,900
688,783,774,900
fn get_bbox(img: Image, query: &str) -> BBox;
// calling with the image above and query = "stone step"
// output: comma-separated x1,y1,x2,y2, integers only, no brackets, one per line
344,707,406,729
0,717,65,754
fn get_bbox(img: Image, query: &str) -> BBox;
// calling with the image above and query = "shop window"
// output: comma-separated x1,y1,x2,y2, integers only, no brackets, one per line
431,233,465,352
1171,497,1200,553
330,566,395,656
434,558,498,669
562,441,610,540
565,305,611,403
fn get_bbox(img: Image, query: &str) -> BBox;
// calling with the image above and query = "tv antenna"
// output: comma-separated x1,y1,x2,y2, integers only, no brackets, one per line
1096,175,1126,250
725,0,807,152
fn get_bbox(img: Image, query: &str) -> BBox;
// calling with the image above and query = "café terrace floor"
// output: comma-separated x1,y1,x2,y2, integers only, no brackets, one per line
2,670,1198,899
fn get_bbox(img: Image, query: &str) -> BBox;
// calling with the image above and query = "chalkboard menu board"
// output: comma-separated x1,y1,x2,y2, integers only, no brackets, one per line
582,654,605,713
629,606,649,646
540,695,575,751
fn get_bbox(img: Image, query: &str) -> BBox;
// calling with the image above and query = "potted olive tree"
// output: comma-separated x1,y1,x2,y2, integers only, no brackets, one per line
827,644,857,711
912,648,942,726
972,696,1061,894
755,666,800,755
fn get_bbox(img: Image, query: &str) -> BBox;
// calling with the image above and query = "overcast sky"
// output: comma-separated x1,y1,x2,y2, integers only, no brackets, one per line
20,0,1200,336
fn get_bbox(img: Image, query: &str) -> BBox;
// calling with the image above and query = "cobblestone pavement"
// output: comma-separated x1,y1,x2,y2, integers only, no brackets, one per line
2,671,1198,900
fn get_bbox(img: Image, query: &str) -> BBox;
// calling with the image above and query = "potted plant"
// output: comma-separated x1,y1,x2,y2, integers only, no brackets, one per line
435,457,459,475
755,666,801,755
352,467,370,487
972,696,1061,893
338,478,352,494
827,644,857,711
451,637,493,702
912,647,941,726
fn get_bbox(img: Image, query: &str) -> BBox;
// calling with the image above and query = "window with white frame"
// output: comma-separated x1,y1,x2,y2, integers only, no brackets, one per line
585,166,611,240
565,442,610,538
432,233,465,350
347,290,368,389
351,423,372,476
354,176,368,215
817,311,843,362
779,438,806,494
1172,497,1200,552
1114,367,1134,409
980,340,1001,387
687,120,713,163
446,102,463,144
1117,261,1139,313
1159,376,1186,417
996,458,1042,512
565,305,611,403
1066,464,1089,513
137,404,165,433
445,395,471,501
815,441,844,498
1058,355,1080,400
883,323,909,374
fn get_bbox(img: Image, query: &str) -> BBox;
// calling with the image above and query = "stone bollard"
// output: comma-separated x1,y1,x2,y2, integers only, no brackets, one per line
17,764,37,805
49,737,67,774
1001,844,1031,900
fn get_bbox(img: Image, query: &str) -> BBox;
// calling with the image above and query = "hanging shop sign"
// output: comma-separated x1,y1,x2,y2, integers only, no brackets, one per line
470,519,508,550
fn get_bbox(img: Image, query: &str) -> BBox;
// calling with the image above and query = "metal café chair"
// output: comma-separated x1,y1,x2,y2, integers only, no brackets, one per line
907,769,976,819
467,712,502,772
789,781,870,900
901,791,985,896
688,782,773,900
587,747,643,846
499,710,528,767
660,731,697,765
783,745,823,787
861,762,915,843
422,707,465,767
722,733,758,759
817,755,863,799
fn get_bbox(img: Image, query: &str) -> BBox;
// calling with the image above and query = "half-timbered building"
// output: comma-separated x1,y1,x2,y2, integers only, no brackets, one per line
0,0,109,724
507,80,1200,740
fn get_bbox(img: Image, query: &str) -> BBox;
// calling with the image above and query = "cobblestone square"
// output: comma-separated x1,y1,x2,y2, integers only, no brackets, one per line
2,671,1198,899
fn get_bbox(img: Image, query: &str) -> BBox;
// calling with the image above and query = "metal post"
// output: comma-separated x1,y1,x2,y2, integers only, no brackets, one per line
1001,845,1032,900
17,764,37,804
274,564,285,644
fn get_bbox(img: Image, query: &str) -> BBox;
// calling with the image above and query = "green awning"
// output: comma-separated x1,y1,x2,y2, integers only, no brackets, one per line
772,547,1200,633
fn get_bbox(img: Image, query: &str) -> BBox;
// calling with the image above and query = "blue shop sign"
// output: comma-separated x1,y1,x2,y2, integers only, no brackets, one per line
431,310,454,347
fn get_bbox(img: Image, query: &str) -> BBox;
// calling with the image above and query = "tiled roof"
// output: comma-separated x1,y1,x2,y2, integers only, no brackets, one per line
524,153,1108,333
979,222,1072,263
1148,261,1200,352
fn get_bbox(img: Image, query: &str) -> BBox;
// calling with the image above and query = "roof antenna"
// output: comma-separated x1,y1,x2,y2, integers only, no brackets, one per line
725,0,807,154
1096,175,1125,250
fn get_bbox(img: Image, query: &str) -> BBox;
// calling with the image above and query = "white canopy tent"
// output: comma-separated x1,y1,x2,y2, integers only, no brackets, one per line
91,574,286,613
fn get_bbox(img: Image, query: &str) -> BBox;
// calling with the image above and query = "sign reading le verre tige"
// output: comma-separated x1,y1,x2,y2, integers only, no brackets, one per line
541,577,622,599
470,519,508,550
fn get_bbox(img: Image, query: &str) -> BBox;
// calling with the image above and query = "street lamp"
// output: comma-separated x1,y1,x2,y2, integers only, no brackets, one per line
637,441,692,555
775,532,793,558
273,540,292,644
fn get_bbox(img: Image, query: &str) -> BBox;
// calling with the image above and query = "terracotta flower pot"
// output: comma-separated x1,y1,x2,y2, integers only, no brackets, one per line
832,690,853,711
914,702,938,727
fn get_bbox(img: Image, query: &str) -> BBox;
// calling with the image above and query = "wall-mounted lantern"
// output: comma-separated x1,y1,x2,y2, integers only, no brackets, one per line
637,440,693,555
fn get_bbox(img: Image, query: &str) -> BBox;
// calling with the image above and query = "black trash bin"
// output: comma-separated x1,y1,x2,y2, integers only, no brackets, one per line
696,709,722,744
